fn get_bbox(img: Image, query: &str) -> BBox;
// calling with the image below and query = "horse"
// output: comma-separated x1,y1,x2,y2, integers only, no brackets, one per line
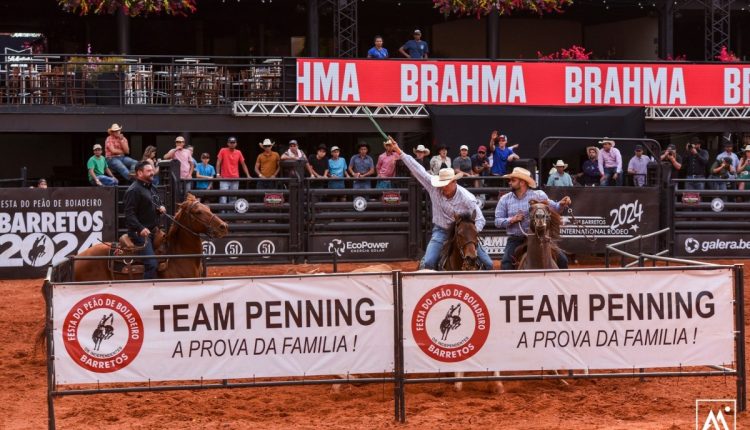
515,199,562,270
439,212,481,271
72,194,229,281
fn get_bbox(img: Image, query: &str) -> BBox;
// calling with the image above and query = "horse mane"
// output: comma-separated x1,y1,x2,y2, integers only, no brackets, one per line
166,194,197,241
439,213,475,262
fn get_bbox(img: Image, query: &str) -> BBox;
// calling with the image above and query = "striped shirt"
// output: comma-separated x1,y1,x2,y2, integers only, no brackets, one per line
401,153,485,231
494,189,561,237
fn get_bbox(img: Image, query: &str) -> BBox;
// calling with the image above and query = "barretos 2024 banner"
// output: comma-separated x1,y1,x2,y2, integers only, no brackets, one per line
0,187,116,278
297,59,750,107
52,274,394,384
402,269,734,373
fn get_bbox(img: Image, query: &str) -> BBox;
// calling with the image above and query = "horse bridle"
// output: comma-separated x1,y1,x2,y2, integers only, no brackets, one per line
529,204,553,243
164,200,223,239
454,219,480,269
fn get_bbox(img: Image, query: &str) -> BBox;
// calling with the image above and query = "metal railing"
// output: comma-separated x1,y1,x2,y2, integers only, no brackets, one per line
0,166,27,187
605,227,672,268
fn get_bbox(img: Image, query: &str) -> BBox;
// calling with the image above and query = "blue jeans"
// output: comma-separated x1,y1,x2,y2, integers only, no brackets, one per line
353,179,371,189
128,232,157,279
600,167,622,186
91,175,118,186
107,156,137,181
684,175,705,190
219,180,239,204
376,180,392,189
420,226,493,270
501,235,568,270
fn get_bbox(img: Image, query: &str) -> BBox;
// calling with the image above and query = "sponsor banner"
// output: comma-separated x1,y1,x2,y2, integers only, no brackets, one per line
297,59,750,107
309,234,408,261
478,232,507,256
402,269,734,373
202,236,288,262
53,274,395,384
675,232,750,258
0,187,116,278
545,186,660,254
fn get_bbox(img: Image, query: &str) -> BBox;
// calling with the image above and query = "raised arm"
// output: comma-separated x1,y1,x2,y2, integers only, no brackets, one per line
387,137,432,189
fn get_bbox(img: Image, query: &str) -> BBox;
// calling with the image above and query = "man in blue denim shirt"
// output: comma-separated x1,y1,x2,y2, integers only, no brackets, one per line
388,137,493,270
399,29,429,59
495,167,571,270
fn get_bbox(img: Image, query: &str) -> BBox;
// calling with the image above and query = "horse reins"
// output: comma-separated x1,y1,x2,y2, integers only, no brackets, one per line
565,206,597,243
151,195,221,239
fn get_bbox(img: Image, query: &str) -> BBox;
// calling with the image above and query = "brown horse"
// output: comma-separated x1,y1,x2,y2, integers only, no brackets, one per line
516,199,562,270
439,212,481,271
72,194,228,281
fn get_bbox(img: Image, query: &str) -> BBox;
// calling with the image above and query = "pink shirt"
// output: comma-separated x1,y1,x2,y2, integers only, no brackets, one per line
105,135,128,158
172,148,193,179
598,147,622,174
377,151,400,178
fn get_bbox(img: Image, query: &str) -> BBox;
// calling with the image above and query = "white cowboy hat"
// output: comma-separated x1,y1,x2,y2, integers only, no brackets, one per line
598,139,615,146
413,144,430,156
502,167,537,188
553,160,568,169
586,146,599,155
430,168,462,188
260,138,274,147
108,123,122,132
743,145,750,152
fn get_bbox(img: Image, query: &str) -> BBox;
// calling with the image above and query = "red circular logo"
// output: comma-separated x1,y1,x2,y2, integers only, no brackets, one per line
62,293,144,373
411,284,490,363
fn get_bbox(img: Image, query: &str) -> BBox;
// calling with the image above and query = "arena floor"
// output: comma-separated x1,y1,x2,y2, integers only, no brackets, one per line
1,259,748,429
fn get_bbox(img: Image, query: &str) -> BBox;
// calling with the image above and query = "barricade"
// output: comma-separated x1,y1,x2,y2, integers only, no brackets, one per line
45,261,746,428
0,166,28,187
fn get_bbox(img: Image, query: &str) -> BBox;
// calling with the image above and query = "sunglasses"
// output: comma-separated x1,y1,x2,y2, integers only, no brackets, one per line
478,151,486,154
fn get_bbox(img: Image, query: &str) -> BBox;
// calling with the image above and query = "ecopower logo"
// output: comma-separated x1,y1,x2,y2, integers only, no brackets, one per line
326,239,390,257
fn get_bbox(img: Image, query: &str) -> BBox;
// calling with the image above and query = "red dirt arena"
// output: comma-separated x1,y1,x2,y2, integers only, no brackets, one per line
1,259,747,429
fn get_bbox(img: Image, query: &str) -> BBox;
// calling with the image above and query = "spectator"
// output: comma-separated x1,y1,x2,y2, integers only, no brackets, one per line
376,140,400,188
87,144,118,186
429,145,451,175
681,138,709,190
627,145,651,187
216,136,251,205
255,138,281,189
453,144,474,186
659,144,682,183
281,139,308,178
576,146,600,186
195,152,216,192
489,131,519,176
367,35,389,59
348,142,375,189
547,160,574,186
36,178,48,189
307,144,329,188
164,136,195,190
738,145,750,194
598,139,623,186
716,141,740,170
328,146,348,201
141,145,160,185
471,145,490,188
399,29,429,59
413,144,431,171
104,123,137,182
709,150,736,193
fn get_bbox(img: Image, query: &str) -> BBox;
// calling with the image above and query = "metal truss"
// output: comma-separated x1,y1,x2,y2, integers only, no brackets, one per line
319,0,358,58
232,102,429,118
700,0,733,60
646,106,750,119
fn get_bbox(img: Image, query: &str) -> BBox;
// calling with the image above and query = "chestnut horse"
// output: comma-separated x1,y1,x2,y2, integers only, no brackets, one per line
516,199,562,270
72,194,228,281
439,212,481,271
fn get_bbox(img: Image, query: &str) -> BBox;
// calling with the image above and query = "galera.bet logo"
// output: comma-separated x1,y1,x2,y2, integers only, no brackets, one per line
696,399,735,430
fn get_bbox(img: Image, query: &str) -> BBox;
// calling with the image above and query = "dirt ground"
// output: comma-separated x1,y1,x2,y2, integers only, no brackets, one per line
1,259,748,429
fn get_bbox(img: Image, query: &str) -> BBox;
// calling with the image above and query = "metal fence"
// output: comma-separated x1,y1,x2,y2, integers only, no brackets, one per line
0,166,28,187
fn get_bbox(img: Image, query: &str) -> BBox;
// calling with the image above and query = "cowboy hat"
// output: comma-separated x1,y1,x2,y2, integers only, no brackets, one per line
743,145,750,152
260,138,274,147
108,123,122,132
553,160,568,169
598,139,615,146
430,168,462,188
413,144,430,156
586,146,599,155
502,167,537,188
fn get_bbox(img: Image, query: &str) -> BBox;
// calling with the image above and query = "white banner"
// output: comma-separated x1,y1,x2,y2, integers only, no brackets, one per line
53,274,394,384
402,269,735,373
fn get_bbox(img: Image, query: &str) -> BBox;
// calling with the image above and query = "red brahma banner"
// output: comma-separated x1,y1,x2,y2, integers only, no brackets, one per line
296,59,750,107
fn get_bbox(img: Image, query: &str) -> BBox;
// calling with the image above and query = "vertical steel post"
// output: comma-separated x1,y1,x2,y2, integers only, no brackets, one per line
735,264,747,411
45,280,56,430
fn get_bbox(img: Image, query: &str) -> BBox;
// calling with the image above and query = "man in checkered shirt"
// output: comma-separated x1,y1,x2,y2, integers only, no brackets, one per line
388,137,493,270
495,167,571,270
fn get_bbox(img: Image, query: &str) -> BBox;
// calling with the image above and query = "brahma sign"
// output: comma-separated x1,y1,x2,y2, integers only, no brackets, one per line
297,59,750,107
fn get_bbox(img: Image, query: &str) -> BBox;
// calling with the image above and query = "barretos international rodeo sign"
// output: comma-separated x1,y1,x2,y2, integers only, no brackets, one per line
52,274,394,384
0,187,116,278
402,270,734,372
297,59,750,107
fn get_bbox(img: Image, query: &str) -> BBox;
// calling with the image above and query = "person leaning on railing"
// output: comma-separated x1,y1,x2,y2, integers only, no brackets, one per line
681,137,709,190
216,136,251,205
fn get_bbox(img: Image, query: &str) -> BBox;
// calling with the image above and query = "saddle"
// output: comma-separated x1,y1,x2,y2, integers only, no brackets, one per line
108,229,168,277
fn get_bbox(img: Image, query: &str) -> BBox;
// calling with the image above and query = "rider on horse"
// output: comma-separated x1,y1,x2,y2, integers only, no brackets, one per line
123,161,166,279
388,137,493,270
494,167,571,270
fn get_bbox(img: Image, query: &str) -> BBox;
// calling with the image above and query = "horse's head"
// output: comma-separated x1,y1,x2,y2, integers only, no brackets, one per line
453,211,479,270
176,194,229,238
528,200,559,240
